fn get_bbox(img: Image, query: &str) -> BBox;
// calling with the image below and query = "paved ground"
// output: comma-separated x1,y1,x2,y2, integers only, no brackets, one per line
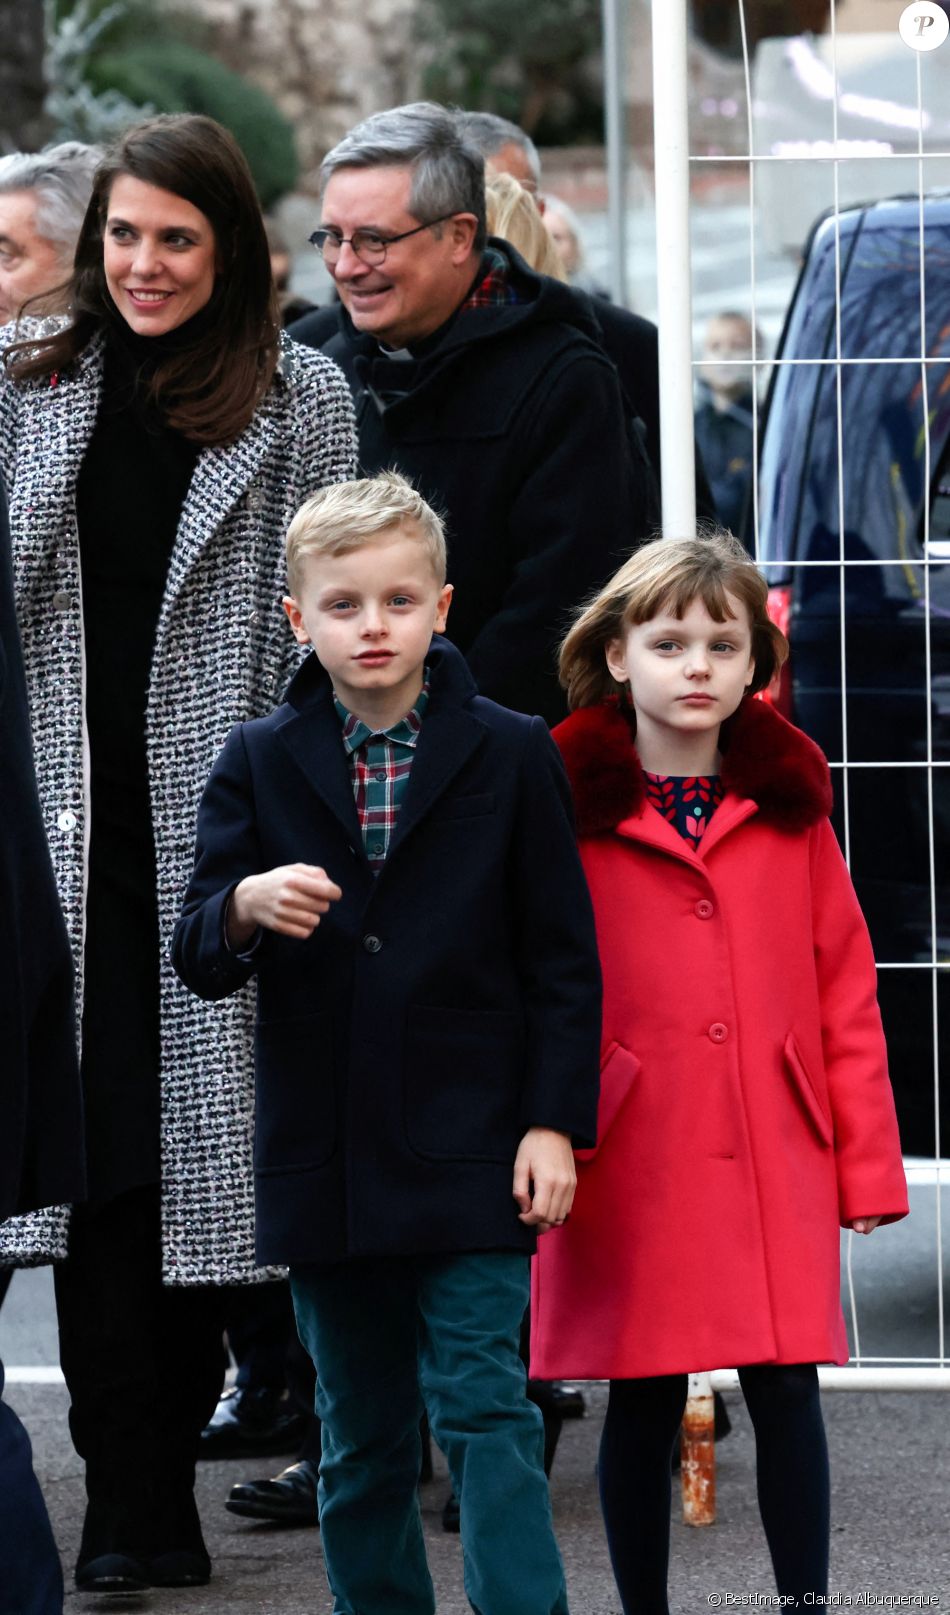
6,1371,950,1614
3,1191,950,1615
3,1188,943,1602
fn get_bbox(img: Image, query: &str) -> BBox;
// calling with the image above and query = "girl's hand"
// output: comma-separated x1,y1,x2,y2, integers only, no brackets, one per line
850,1216,883,1235
228,864,342,947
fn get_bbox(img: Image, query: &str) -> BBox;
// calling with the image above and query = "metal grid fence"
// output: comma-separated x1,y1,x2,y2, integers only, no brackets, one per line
635,0,950,1389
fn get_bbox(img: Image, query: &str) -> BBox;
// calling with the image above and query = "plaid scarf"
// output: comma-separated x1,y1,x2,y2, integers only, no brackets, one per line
459,247,524,312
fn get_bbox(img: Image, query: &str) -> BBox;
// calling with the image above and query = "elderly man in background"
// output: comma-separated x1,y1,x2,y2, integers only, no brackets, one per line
454,109,544,200
293,100,655,723
0,142,99,324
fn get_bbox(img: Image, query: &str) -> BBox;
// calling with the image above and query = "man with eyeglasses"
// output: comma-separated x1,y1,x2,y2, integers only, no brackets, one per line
291,99,656,725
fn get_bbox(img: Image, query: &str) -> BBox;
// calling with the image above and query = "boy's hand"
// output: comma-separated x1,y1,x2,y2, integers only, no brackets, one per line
513,1127,576,1234
850,1216,883,1235
227,864,342,947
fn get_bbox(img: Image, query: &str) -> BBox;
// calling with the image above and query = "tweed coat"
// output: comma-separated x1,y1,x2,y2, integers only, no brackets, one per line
530,697,909,1379
0,479,84,1225
0,320,357,1283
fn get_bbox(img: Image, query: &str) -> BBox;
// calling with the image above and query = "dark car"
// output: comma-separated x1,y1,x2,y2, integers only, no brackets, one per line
756,193,950,1155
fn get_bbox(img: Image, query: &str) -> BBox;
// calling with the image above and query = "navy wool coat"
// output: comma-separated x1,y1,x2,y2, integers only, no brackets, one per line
172,638,602,1266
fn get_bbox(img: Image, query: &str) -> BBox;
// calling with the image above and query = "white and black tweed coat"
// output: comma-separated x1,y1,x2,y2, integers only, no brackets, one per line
0,321,357,1284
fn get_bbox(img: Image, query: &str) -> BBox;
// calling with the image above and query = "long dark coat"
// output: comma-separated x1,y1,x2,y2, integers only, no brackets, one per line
531,698,909,1379
0,479,83,1226
172,638,602,1266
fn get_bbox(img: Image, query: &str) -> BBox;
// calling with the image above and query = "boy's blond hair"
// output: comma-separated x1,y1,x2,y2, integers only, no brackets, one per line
286,470,447,596
559,529,788,712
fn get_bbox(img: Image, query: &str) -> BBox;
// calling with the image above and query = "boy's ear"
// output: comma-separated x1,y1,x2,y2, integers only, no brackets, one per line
282,594,312,646
434,582,453,633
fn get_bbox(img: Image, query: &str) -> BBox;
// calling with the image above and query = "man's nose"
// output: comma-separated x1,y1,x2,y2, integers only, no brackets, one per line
334,239,369,277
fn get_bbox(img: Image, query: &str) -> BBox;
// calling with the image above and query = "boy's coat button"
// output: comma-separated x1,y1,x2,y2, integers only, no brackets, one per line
362,934,383,954
52,590,72,611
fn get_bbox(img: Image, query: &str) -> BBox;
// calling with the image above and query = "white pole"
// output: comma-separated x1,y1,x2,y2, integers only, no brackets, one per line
651,0,696,535
712,1367,950,1392
601,0,629,306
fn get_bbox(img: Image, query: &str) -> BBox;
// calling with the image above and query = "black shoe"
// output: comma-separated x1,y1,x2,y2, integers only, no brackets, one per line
149,1546,212,1586
550,1383,586,1419
75,1551,151,1592
441,1489,460,1533
199,1384,306,1461
225,1459,319,1526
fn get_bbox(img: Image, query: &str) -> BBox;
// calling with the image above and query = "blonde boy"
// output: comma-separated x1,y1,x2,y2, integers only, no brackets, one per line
173,472,601,1615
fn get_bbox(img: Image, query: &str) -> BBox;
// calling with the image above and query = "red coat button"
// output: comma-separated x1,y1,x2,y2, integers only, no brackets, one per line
708,1022,728,1043
695,899,714,919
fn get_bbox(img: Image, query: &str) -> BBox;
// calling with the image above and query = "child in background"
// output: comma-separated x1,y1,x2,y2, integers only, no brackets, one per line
531,530,908,1614
693,311,758,538
173,471,601,1615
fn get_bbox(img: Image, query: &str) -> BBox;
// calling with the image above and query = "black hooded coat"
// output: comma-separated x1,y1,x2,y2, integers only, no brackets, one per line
293,242,659,723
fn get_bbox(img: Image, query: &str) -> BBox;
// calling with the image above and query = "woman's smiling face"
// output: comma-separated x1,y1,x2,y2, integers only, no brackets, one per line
103,173,218,336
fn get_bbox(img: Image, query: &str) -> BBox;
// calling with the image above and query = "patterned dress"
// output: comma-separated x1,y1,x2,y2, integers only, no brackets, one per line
643,772,724,846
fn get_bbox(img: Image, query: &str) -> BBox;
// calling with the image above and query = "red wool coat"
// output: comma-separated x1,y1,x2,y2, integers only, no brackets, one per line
531,698,909,1380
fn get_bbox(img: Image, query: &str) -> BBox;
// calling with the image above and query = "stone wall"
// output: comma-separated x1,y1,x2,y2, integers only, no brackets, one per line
189,0,423,186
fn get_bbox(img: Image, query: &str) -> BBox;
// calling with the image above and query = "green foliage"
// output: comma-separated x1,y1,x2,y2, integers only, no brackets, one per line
418,0,603,144
45,1,297,205
48,0,207,49
84,42,298,206
45,0,155,143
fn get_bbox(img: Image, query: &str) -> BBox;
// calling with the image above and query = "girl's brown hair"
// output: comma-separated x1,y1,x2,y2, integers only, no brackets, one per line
559,529,788,711
3,114,280,446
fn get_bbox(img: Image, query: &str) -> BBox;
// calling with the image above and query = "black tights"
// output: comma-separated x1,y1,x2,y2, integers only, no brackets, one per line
598,1364,830,1615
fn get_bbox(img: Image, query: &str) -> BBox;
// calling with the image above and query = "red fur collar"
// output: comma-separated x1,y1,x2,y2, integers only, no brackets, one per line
553,697,833,837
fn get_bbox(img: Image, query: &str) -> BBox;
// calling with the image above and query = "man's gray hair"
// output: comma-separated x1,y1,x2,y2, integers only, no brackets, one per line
0,142,100,257
321,102,486,254
453,112,541,192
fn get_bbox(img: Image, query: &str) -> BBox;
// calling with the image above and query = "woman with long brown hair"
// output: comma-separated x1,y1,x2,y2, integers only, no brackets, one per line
0,113,355,1593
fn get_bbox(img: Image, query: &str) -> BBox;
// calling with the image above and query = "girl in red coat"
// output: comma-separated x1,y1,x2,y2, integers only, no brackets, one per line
531,531,908,1614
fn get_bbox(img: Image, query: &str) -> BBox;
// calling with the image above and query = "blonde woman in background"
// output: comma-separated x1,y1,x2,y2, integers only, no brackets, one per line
485,173,567,281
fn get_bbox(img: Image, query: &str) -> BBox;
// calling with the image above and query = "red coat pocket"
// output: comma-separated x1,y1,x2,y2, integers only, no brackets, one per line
783,1031,833,1148
575,1041,641,1162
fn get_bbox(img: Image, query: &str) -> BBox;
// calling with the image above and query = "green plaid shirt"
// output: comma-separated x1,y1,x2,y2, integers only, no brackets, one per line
334,680,430,872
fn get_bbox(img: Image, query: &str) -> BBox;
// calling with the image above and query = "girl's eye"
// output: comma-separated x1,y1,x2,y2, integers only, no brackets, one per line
654,639,680,651
711,642,737,653
108,225,134,241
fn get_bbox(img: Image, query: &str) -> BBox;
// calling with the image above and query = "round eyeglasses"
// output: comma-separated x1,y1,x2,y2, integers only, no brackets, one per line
308,214,457,267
